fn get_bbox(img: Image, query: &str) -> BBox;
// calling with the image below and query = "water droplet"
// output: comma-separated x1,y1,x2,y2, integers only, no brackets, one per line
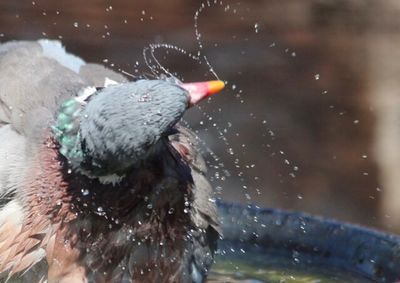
73,22,79,28
254,23,259,33
138,94,152,102
314,74,320,80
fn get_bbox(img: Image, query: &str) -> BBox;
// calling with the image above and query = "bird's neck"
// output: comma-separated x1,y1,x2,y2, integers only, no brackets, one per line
53,97,129,180
53,98,85,165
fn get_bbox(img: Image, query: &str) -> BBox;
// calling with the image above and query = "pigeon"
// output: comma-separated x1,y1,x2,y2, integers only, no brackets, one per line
0,39,224,283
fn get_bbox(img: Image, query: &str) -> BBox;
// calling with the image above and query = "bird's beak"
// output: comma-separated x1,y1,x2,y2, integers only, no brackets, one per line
180,80,225,107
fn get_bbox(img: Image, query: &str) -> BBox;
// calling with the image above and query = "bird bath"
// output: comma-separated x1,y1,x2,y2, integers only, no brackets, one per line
210,202,400,282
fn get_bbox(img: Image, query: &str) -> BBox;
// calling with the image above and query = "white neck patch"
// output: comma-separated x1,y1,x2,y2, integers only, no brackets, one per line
75,77,120,105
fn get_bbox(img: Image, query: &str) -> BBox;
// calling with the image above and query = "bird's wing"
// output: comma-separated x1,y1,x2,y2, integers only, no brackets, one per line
0,40,88,136
79,63,128,86
0,40,82,198
0,39,129,192
168,125,221,282
0,39,127,281
169,125,221,234
0,40,128,135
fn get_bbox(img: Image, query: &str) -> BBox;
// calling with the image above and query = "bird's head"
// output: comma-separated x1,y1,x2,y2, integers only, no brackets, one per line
53,79,224,177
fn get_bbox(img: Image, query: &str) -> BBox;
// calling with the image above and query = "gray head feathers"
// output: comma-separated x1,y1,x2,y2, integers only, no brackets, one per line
56,79,190,175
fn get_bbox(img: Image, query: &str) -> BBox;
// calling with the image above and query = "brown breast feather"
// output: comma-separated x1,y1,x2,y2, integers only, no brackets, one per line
0,127,219,282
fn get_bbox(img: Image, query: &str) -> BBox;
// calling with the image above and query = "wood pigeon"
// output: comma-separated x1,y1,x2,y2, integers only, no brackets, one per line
0,39,224,283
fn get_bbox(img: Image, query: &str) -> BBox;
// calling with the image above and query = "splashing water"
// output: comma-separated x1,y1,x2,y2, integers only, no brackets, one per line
142,43,199,81
118,8,323,281
140,0,300,206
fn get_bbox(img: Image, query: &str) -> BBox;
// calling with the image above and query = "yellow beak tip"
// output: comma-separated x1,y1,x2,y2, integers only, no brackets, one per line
207,80,225,95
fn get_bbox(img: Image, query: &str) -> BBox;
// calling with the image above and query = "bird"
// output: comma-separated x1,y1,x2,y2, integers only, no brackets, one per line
0,39,224,283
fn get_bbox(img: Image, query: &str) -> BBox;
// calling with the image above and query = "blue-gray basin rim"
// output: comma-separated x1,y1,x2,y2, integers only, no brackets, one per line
216,202,400,282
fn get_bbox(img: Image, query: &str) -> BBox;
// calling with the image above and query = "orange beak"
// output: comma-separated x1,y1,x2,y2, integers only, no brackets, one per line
180,80,225,107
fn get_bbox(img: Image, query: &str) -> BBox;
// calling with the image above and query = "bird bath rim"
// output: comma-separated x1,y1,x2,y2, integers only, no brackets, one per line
216,201,400,282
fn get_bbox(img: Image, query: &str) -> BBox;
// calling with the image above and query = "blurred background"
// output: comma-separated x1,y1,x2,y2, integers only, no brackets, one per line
1,0,400,234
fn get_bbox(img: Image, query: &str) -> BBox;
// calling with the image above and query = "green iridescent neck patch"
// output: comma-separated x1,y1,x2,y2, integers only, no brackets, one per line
53,98,84,164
